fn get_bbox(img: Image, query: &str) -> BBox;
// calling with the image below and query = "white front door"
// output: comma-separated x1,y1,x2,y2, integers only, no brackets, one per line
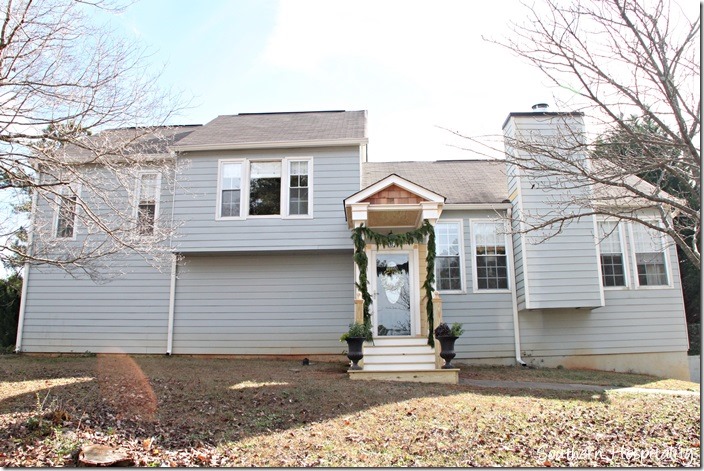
371,250,419,337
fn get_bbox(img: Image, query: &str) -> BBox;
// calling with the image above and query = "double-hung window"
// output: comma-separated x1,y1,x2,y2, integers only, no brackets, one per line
631,223,669,286
137,173,160,236
220,162,243,218
434,221,463,292
218,158,312,219
597,221,626,287
55,187,78,239
288,160,310,216
473,221,509,290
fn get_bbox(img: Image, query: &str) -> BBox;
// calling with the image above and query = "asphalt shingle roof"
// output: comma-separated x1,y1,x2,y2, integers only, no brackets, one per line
174,110,367,148
362,160,508,204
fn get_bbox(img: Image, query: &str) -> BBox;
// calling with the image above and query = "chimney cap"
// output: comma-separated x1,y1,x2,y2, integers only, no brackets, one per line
531,103,549,111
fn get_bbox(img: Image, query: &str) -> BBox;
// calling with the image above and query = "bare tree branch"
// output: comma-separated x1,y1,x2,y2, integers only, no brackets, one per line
475,0,700,267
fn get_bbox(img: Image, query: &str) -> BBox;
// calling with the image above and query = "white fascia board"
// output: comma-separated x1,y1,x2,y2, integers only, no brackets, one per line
172,138,368,152
344,174,445,205
444,203,512,210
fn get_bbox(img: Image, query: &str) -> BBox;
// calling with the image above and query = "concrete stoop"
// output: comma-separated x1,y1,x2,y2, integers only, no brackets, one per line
348,368,460,384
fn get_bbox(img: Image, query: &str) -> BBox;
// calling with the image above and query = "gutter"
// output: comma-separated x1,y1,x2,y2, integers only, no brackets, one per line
171,138,368,152
15,184,39,352
506,206,527,367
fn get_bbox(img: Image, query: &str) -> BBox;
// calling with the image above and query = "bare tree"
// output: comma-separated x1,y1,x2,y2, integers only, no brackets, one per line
464,0,700,267
0,0,186,278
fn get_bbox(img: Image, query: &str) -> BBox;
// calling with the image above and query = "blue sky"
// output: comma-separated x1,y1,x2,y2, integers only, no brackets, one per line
104,0,563,161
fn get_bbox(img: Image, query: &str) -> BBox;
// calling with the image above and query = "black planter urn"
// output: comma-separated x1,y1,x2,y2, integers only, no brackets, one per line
345,337,365,370
436,336,458,369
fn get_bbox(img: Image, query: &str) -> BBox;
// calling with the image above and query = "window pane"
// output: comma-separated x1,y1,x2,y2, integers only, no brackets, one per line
138,204,156,235
221,163,241,190
632,223,668,286
636,252,668,286
434,222,462,291
220,163,242,217
250,162,281,215
288,160,309,216
598,222,625,287
139,174,158,203
474,222,508,290
137,174,159,234
56,193,77,238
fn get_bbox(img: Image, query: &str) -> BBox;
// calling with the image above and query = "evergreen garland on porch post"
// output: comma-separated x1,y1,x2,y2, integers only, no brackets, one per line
351,219,437,347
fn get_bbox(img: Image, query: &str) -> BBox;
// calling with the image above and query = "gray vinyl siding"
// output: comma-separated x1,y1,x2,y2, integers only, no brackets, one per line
505,115,602,310
30,165,175,267
173,146,360,253
519,241,688,357
438,210,516,360
20,256,171,354
172,252,354,354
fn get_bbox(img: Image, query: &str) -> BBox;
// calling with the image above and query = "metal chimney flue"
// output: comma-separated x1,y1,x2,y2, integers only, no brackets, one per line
532,103,549,111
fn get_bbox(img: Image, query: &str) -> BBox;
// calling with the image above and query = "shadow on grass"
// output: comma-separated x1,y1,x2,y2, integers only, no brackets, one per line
0,354,612,449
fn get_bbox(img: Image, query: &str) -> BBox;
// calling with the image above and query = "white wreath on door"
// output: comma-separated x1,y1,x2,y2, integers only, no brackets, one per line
380,262,405,304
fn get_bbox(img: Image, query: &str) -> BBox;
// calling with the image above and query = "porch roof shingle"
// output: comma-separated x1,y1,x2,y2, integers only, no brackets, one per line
362,160,508,205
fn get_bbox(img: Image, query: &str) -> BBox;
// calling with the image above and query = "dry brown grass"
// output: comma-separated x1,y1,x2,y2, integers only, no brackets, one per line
460,363,700,391
0,355,700,466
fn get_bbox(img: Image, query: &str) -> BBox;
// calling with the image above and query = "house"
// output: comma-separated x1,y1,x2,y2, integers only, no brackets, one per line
15,109,691,382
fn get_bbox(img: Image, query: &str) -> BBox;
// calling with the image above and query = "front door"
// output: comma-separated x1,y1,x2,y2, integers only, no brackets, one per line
372,250,418,337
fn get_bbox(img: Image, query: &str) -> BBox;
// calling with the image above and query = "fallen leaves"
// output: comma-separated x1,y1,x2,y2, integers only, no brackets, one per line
0,355,700,467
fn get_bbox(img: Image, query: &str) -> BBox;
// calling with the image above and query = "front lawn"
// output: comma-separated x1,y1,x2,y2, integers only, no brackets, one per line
0,355,699,466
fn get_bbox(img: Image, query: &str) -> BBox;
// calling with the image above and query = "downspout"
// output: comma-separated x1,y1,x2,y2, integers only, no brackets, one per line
166,253,177,355
507,206,527,366
166,152,178,355
15,183,39,353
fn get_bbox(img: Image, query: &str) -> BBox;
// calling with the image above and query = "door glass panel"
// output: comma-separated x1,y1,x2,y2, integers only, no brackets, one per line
375,253,411,336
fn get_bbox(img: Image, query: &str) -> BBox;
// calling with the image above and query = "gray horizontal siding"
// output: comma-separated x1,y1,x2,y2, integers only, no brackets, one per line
173,147,360,252
20,256,171,354
437,210,516,360
172,252,354,354
519,242,688,357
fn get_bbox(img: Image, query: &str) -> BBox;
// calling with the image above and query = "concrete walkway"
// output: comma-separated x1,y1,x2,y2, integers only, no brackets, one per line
460,378,700,396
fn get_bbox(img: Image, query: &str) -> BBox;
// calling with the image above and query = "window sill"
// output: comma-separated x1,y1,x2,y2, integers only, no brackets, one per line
473,289,512,294
437,289,466,295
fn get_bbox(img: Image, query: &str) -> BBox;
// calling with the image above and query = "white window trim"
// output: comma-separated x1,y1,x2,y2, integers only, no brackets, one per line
283,157,314,219
53,183,81,240
215,159,246,220
470,218,511,294
216,157,314,221
596,219,630,290
628,221,673,289
435,219,466,294
134,171,162,236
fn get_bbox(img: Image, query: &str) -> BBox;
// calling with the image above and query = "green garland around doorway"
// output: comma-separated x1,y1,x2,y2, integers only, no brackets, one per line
351,219,437,347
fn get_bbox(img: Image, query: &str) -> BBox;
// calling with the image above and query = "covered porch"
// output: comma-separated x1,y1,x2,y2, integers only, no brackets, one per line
343,174,459,384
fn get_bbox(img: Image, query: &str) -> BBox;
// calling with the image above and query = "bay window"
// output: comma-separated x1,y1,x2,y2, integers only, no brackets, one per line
631,223,669,286
597,221,626,287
